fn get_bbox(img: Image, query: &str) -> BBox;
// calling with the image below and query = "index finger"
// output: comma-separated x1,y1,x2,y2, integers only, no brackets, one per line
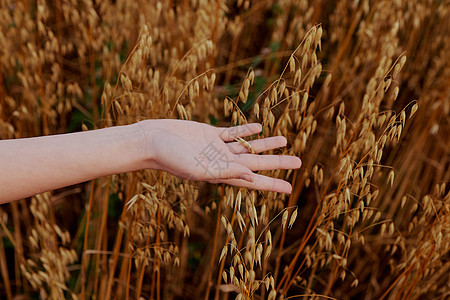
216,123,262,142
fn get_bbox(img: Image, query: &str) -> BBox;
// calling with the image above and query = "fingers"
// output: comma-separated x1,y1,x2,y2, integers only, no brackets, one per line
211,161,255,182
234,154,302,171
215,174,293,194
209,123,298,194
217,123,262,142
227,136,287,154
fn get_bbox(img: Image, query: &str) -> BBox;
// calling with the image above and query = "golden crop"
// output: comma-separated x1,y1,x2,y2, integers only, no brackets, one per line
0,1,448,299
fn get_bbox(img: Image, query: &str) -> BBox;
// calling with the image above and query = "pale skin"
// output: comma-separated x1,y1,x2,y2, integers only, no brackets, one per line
0,119,302,204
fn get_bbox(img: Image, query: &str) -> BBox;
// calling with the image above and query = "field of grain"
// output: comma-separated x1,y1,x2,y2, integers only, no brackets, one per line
0,1,448,299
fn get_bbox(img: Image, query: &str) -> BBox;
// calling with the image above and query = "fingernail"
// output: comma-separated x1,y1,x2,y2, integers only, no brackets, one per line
241,174,254,182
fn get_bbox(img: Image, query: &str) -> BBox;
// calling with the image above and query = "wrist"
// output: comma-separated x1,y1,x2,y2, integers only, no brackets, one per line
98,123,152,174
133,120,161,170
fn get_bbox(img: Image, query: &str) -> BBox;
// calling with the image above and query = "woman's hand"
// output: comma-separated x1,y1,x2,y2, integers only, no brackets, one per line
0,119,301,203
137,119,301,194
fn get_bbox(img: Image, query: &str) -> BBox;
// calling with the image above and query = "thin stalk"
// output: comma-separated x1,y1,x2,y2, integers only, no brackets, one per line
0,237,12,300
403,244,435,299
88,24,98,124
81,180,96,300
149,206,161,300
125,205,142,300
261,227,268,300
214,199,239,300
93,180,111,298
104,173,137,299
137,235,151,299
35,1,47,136
329,8,362,77
223,31,242,85
273,170,297,282
10,202,23,292
204,186,223,300
324,222,353,295
379,262,417,300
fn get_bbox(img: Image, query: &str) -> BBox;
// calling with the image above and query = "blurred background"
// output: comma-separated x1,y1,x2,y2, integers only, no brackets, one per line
0,0,448,299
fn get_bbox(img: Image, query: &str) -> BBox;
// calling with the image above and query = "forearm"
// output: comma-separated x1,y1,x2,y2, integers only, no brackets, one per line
0,124,147,203
0,119,301,203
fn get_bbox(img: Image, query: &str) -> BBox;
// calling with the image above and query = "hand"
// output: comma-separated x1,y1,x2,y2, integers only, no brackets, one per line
137,119,301,194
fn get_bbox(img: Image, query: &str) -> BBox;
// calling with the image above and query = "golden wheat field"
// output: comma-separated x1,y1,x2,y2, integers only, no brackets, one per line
0,0,449,299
